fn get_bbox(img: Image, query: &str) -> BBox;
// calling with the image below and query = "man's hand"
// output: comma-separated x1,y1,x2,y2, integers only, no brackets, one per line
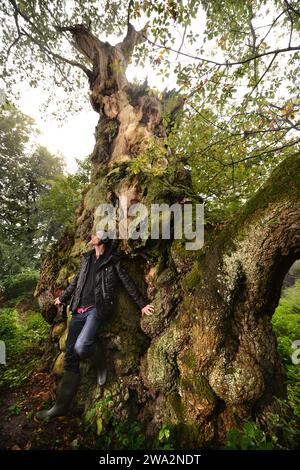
54,297,62,306
141,304,154,316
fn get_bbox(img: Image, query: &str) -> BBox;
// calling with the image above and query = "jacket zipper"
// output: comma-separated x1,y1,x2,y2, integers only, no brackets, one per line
102,271,106,299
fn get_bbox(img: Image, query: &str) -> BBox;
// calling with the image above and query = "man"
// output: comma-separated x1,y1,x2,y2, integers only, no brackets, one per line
35,230,154,420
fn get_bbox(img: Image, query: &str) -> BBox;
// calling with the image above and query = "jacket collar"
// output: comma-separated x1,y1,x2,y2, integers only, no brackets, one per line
82,244,115,269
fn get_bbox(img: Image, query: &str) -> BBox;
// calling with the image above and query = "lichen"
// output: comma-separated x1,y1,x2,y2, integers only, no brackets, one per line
146,323,183,391
208,353,265,404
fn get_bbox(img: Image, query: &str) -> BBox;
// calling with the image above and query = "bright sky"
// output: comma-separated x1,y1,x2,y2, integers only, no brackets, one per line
18,87,97,173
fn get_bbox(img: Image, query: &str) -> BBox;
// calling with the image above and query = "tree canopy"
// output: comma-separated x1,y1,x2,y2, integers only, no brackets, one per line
1,0,299,220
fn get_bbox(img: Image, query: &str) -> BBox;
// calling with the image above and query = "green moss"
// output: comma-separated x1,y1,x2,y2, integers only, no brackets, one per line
181,259,203,291
181,350,197,369
179,376,193,391
238,152,300,225
105,161,132,187
139,174,174,205
56,257,80,287
171,238,187,256
216,152,300,251
70,239,87,257
170,238,200,274
84,180,107,211
194,374,216,401
156,267,176,285
90,163,109,184
178,372,216,402
167,390,185,422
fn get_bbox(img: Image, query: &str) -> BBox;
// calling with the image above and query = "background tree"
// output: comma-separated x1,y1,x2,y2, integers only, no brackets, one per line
0,102,64,273
0,101,90,277
36,154,91,255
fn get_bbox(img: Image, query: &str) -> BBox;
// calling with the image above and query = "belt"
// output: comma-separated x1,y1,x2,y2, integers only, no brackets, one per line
76,304,95,314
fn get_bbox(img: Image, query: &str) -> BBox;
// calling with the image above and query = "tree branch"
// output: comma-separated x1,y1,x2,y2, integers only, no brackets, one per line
117,21,149,63
7,0,93,79
284,0,300,17
141,31,300,67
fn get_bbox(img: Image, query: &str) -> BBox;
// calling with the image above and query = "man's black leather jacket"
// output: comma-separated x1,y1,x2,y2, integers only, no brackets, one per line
58,244,149,321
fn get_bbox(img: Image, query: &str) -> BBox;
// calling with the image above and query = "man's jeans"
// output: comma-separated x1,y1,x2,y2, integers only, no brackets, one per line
64,306,101,374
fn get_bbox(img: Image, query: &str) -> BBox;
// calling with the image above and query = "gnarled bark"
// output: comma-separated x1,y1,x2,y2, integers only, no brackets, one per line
35,21,300,448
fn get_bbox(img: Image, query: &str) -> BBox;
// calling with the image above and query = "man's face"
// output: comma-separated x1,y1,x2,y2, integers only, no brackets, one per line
90,234,102,246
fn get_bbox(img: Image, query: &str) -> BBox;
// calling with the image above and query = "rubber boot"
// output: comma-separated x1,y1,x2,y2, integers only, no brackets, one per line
35,370,81,420
92,342,107,387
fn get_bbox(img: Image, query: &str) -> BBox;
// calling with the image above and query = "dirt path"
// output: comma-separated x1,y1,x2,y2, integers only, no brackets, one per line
0,370,86,450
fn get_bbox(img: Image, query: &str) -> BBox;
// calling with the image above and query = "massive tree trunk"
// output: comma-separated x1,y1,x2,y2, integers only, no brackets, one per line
35,23,300,448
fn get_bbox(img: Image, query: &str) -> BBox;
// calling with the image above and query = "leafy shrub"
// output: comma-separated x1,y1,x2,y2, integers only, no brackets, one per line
2,270,39,302
81,392,149,450
272,278,300,426
0,308,19,340
0,308,50,389
269,396,300,449
82,392,179,450
226,422,274,450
